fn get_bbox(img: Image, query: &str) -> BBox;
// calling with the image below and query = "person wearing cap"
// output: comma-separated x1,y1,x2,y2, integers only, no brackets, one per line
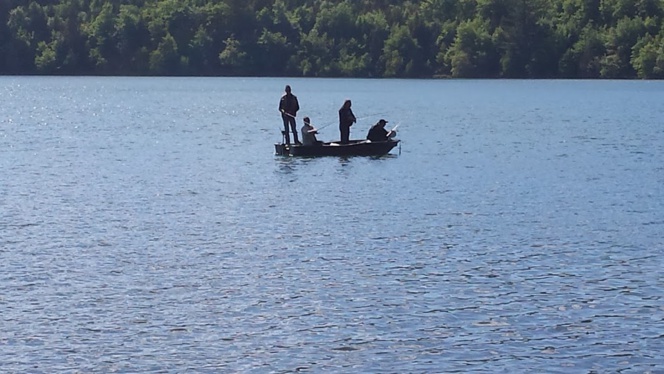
279,85,301,145
367,119,396,142
338,99,356,144
300,117,322,146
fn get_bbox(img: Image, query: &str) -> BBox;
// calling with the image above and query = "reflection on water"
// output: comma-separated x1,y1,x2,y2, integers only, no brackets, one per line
275,155,299,175
1,77,663,373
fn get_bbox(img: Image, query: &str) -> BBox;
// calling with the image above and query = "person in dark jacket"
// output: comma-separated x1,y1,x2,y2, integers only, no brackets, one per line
338,99,356,144
366,119,396,142
279,85,300,145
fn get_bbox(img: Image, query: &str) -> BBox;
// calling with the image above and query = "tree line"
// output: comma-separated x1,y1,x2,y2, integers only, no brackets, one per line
1,0,664,78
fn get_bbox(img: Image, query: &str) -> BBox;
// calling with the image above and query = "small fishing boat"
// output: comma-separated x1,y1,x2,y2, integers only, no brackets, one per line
275,139,400,157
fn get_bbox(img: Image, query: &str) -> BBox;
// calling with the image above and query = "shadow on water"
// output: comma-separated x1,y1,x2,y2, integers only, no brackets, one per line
274,155,321,175
338,153,399,163
274,152,399,176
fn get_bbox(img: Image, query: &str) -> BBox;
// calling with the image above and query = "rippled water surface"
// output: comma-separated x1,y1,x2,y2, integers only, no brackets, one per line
1,77,663,373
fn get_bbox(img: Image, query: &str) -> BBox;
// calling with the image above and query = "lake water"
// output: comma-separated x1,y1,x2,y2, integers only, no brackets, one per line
1,77,663,373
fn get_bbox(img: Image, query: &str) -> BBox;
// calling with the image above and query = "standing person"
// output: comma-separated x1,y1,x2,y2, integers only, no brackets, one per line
367,119,397,141
279,85,300,145
338,99,356,144
300,117,322,146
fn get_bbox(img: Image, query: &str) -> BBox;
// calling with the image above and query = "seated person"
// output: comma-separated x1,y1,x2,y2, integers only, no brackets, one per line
300,117,322,146
366,119,396,142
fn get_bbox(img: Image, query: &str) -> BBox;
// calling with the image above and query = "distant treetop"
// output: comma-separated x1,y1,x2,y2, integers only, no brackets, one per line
1,0,663,78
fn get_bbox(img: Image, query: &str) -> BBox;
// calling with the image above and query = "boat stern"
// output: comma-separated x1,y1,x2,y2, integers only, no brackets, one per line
274,143,290,156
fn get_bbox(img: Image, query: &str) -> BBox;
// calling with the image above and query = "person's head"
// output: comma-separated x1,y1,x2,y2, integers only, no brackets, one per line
303,117,311,126
343,99,352,109
285,85,291,94
377,119,388,127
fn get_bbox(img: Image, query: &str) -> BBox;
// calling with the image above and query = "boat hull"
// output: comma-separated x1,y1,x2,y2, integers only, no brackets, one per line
275,139,399,157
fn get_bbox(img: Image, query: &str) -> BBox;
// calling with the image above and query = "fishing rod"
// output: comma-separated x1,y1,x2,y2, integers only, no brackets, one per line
313,121,336,132
281,110,323,134
281,110,387,133
314,113,385,132
388,123,399,135
280,110,296,119
356,113,384,122
280,110,329,133
277,110,297,142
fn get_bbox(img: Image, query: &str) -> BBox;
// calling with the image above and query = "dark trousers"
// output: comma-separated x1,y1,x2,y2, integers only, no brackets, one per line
340,126,350,144
282,115,299,144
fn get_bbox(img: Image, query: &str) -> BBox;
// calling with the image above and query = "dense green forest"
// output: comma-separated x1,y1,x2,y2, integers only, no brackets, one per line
1,0,664,78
